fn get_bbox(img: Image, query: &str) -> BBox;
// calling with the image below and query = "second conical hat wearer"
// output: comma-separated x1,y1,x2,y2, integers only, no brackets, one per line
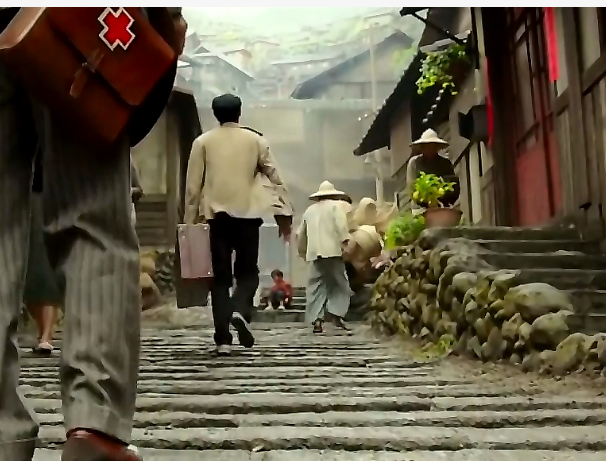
374,202,399,234
352,197,377,228
352,198,398,234
309,181,350,202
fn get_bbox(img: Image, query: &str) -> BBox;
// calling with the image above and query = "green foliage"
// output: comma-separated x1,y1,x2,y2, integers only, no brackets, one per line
417,334,456,359
385,212,426,249
416,43,468,96
413,172,456,208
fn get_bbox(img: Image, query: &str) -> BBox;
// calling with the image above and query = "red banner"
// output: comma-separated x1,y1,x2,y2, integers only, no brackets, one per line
543,7,560,82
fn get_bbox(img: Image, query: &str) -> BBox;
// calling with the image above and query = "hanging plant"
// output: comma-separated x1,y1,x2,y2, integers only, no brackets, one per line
416,43,468,96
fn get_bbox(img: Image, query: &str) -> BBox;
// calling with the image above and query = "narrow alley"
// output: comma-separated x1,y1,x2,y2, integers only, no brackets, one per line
27,316,606,460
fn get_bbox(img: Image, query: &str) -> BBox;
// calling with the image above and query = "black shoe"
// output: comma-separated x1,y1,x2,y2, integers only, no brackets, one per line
232,312,255,348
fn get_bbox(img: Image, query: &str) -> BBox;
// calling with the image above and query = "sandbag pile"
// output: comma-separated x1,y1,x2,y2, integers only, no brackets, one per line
139,249,176,311
369,234,606,376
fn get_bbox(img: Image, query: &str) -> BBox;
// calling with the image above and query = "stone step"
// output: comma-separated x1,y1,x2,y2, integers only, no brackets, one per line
32,449,606,461
20,355,399,369
31,449,606,461
568,290,606,314
32,409,606,430
484,253,606,271
292,287,306,296
421,226,581,242
515,269,606,290
27,395,606,415
252,309,305,323
21,376,472,389
22,385,536,400
25,325,606,458
37,424,606,451
252,309,366,323
474,239,601,254
568,313,606,335
20,364,433,378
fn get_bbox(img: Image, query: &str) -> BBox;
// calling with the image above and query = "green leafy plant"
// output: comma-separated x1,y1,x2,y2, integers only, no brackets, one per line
416,43,468,96
413,172,456,208
385,212,426,249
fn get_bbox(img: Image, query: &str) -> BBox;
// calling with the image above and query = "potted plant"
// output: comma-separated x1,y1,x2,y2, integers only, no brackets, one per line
416,43,469,96
413,172,462,227
385,212,426,249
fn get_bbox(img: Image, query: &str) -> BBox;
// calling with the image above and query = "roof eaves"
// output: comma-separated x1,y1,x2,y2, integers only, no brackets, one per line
353,51,424,156
291,31,413,100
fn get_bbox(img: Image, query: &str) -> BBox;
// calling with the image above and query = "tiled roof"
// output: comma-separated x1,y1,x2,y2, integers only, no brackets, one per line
353,51,423,156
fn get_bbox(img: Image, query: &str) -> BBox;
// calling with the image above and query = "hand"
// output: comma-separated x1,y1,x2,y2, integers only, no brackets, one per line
278,223,291,242
174,16,188,56
275,215,292,243
131,187,143,204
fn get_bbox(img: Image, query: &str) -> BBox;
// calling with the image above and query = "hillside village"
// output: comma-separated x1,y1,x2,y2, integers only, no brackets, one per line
178,7,424,103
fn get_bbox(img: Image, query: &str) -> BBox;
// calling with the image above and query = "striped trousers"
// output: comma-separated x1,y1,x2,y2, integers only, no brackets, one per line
0,61,140,459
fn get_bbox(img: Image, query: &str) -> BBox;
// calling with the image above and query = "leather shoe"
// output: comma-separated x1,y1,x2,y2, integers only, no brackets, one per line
62,430,142,461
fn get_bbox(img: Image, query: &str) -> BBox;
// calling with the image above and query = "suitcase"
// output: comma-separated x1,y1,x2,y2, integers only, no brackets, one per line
177,223,213,279
0,7,177,147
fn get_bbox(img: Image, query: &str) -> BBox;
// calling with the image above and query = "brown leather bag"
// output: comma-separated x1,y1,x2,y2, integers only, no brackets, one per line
0,7,177,148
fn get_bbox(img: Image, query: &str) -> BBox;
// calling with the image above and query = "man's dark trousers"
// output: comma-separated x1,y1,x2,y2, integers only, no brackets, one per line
209,212,262,346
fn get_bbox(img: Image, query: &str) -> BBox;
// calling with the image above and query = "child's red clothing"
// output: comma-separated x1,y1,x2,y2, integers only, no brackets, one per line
271,280,292,300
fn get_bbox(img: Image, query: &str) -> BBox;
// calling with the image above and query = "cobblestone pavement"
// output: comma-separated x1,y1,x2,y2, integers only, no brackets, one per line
24,307,606,460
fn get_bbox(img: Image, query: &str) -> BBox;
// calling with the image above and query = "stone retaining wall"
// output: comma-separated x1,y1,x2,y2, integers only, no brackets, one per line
369,229,606,376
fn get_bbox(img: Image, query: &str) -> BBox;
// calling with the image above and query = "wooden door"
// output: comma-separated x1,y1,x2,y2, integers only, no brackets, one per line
504,8,562,225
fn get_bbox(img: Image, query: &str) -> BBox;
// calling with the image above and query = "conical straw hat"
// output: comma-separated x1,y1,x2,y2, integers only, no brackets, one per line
309,181,350,201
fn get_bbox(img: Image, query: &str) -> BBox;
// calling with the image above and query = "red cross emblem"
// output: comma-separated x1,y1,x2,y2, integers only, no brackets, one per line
98,7,135,51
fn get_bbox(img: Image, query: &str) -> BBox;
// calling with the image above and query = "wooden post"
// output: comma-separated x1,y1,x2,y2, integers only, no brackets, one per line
165,104,179,248
560,8,598,234
480,7,515,225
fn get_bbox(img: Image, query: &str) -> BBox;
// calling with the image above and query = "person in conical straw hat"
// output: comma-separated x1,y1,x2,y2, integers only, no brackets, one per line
351,197,399,235
297,181,352,333
406,128,459,212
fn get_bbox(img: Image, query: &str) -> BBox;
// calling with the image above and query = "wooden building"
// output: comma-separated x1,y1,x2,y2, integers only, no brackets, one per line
355,7,606,238
479,8,604,235
131,87,201,249
353,9,488,223
291,31,414,102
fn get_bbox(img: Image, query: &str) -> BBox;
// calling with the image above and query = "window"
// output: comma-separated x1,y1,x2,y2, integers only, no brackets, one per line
505,8,553,147
579,8,602,70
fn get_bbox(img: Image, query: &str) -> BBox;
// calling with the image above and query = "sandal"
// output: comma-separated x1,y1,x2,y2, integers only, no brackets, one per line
33,341,53,355
313,320,323,334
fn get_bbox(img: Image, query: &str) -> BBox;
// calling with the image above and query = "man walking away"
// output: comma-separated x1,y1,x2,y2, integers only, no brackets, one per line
297,181,351,334
184,94,292,357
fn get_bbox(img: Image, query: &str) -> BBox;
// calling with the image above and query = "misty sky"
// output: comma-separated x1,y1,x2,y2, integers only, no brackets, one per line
184,7,387,33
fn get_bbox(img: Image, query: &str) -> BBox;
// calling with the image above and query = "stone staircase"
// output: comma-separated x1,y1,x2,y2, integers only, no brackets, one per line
253,286,366,323
25,323,606,459
254,287,307,323
432,226,606,334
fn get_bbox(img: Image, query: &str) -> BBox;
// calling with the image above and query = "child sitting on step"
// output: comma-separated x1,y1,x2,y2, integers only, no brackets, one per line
266,269,292,311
